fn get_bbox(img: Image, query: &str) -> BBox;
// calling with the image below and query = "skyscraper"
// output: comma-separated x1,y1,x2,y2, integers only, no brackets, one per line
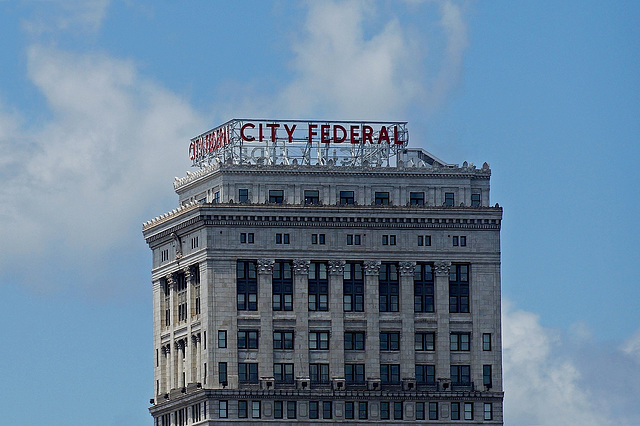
144,119,503,424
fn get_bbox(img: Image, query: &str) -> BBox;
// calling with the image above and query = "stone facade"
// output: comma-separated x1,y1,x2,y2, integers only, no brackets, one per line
143,155,503,425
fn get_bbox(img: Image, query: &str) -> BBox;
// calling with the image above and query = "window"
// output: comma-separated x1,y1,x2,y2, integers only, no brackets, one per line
380,364,400,384
451,365,471,385
417,235,431,246
464,402,474,420
269,189,284,204
275,401,296,419
192,265,201,315
358,402,368,419
410,191,425,206
344,331,365,350
273,331,294,350
176,272,187,322
323,401,333,419
453,236,458,246
346,234,361,245
414,263,434,313
274,401,283,419
394,402,403,420
251,401,261,418
345,401,355,419
382,234,396,245
415,332,435,351
449,264,470,313
308,262,328,311
237,330,258,349
345,364,365,383
191,236,199,249
416,365,436,384
380,332,400,351
450,332,470,351
237,261,257,311
453,235,467,247
311,233,325,245
445,192,455,206
192,403,201,422
238,188,248,203
379,263,399,312
416,402,425,420
310,363,329,383
429,402,438,420
483,333,492,351
161,248,169,262
375,191,390,205
274,363,294,383
309,401,319,419
218,362,227,385
219,400,228,418
304,190,319,205
340,190,354,205
238,363,258,383
287,401,297,419
238,400,247,418
218,330,227,348
309,331,329,350
275,233,290,244
272,261,293,311
240,232,254,244
451,402,460,420
213,191,220,203
484,403,493,420
343,262,364,312
471,193,481,207
483,365,492,388
380,402,390,420
162,279,171,327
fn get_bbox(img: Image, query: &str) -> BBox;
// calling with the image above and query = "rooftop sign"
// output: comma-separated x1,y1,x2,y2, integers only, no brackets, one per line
189,119,408,167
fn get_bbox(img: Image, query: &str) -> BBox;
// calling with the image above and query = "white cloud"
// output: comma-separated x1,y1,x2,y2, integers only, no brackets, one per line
0,45,203,294
22,0,110,35
621,328,640,363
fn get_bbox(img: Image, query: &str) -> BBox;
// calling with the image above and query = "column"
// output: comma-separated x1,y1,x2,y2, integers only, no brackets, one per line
364,260,381,383
166,274,176,390
328,260,346,380
293,259,310,380
434,261,451,388
257,259,274,381
183,268,193,384
399,261,416,382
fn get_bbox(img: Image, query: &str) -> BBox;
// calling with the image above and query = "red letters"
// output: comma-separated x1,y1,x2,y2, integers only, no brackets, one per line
362,125,373,144
333,125,346,143
266,123,279,142
284,124,296,142
241,123,255,141
309,124,318,142
350,125,360,144
321,125,330,143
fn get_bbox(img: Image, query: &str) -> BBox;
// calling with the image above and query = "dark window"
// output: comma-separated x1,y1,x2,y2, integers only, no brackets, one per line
340,191,354,205
219,400,228,418
451,402,460,420
445,192,455,206
213,191,220,203
416,364,436,384
461,236,467,246
309,331,329,350
343,262,364,312
346,234,361,245
238,400,247,418
273,331,294,350
450,332,470,351
375,191,390,205
237,261,257,311
449,264,470,313
380,364,400,384
311,234,325,245
272,261,293,311
238,188,248,203
218,330,227,348
274,363,294,383
453,236,459,246
344,331,365,350
240,233,254,244
415,332,435,351
176,272,187,322
275,233,290,244
359,402,368,419
410,191,425,206
304,190,319,205
218,362,227,385
416,402,425,420
483,333,492,351
308,262,328,311
309,401,319,419
394,402,403,420
379,263,399,312
323,401,332,419
192,265,201,315
464,402,473,420
429,402,438,420
287,401,296,419
345,364,365,383
274,401,283,419
269,190,284,204
345,402,354,419
319,234,325,244
238,363,258,383
237,330,258,349
484,403,493,420
414,263,434,313
471,193,481,207
380,332,400,351
310,363,329,383
380,402,390,420
417,235,431,246
450,365,471,385
483,365,492,388
251,401,261,419
382,234,396,245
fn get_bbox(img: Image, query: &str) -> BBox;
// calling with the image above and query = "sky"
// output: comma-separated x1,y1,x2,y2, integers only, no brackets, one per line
0,1,638,425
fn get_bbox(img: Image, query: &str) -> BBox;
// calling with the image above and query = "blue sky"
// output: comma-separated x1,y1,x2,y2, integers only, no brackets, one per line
0,1,638,425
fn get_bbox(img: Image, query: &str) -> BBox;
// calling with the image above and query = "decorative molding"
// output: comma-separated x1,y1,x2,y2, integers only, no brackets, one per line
328,260,346,275
364,260,381,275
257,259,275,274
434,261,451,276
399,261,416,276
165,274,176,288
293,259,310,275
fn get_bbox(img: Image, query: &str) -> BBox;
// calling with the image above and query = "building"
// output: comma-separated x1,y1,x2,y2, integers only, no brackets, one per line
143,119,503,425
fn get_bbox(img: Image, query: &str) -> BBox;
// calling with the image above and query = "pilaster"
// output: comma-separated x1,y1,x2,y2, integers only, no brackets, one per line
399,261,416,382
257,259,275,381
328,260,346,380
434,261,451,387
293,259,310,380
364,260,381,382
